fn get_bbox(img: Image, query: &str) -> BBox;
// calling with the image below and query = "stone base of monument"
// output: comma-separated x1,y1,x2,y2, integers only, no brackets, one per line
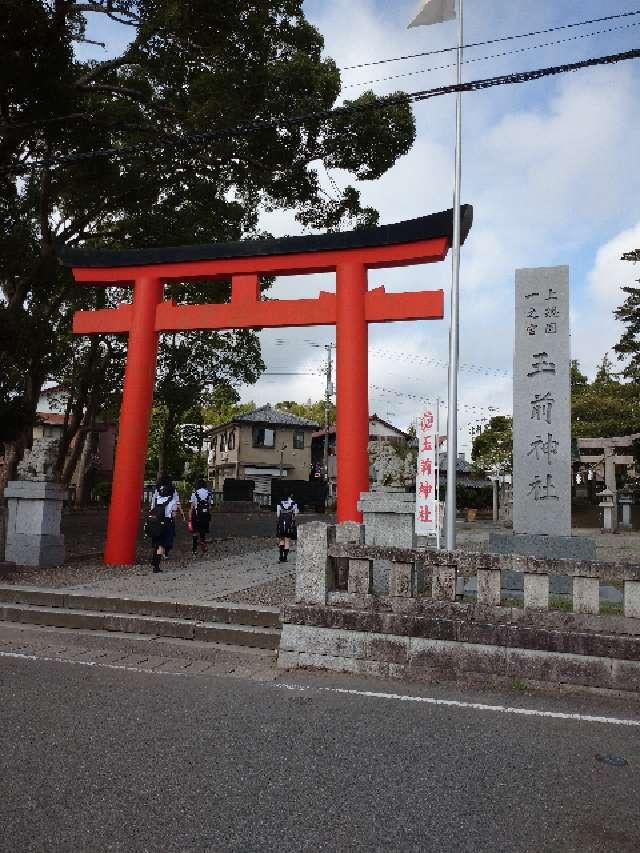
357,490,425,550
488,531,596,561
4,480,66,568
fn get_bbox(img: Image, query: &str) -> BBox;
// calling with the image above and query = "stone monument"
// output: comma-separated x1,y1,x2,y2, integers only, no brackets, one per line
360,441,418,549
3,438,66,567
490,266,595,560
619,489,634,531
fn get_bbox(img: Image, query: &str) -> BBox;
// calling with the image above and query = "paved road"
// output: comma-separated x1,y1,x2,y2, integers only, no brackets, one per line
1,643,640,852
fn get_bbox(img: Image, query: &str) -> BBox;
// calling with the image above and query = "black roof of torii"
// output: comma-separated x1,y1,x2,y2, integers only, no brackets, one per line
58,205,473,269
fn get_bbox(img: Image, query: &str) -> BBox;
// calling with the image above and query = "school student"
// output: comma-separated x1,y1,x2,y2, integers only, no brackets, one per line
148,477,184,571
189,479,211,555
276,493,298,563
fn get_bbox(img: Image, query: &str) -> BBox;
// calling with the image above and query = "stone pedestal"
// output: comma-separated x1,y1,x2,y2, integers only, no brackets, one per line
619,494,633,531
598,488,618,533
4,480,66,567
488,531,595,560
357,490,418,549
492,479,499,523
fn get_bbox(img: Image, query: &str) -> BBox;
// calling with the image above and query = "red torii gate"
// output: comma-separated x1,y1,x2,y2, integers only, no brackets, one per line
61,205,473,565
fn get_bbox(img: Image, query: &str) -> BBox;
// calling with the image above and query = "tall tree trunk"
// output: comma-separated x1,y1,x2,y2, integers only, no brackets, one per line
157,412,176,480
75,427,99,505
62,429,86,488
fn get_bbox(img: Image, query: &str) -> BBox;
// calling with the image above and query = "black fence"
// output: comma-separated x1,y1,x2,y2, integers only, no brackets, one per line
271,479,328,513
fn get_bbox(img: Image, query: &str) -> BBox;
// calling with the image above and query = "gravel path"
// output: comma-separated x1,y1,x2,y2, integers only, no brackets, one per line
60,539,295,602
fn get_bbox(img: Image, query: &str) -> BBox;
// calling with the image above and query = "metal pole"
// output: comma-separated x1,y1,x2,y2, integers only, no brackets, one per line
436,396,441,550
323,344,333,481
445,0,464,551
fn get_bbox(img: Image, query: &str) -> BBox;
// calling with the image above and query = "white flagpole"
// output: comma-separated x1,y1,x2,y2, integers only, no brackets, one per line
445,0,464,551
436,396,441,550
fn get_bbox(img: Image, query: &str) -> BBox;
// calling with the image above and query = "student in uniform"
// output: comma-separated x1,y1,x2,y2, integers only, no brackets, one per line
149,477,184,570
189,479,211,556
276,493,298,563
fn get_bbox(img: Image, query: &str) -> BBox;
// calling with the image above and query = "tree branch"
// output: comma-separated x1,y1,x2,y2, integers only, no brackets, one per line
73,36,106,48
77,82,177,118
76,55,140,87
72,2,140,26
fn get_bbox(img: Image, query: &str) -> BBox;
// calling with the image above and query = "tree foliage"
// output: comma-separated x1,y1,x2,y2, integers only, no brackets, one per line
614,264,640,382
202,387,257,428
275,399,334,427
572,354,639,438
1,0,416,490
471,415,513,475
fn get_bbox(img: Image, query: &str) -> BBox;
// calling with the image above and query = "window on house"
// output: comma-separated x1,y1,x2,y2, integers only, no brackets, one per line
228,430,236,450
220,433,227,452
253,427,275,448
293,430,305,450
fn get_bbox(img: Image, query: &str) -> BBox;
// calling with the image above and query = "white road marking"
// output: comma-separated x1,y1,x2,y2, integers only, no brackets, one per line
0,650,189,676
3,649,640,728
274,683,640,728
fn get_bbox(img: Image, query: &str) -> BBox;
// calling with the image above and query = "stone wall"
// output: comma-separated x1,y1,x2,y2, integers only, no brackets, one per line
278,522,640,693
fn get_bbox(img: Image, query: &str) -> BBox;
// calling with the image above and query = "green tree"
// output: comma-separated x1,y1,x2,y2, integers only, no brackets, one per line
471,415,513,475
275,399,334,426
571,354,639,438
1,0,416,489
202,388,257,428
614,262,640,382
570,359,588,393
151,330,263,477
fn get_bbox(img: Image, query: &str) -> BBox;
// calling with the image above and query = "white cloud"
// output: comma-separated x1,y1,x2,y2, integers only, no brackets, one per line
568,220,640,377
588,221,640,309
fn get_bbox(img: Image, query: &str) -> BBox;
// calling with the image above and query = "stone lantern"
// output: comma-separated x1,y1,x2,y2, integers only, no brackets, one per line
3,439,66,567
598,487,618,533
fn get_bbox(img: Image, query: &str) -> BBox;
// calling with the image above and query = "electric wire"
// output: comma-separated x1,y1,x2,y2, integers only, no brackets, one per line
340,8,640,69
344,21,640,89
7,46,640,175
369,348,511,377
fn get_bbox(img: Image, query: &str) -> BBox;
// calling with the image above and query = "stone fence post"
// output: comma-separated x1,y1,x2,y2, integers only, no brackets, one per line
294,521,333,605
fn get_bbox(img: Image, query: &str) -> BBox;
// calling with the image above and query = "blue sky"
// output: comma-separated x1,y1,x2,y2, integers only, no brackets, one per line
75,1,640,452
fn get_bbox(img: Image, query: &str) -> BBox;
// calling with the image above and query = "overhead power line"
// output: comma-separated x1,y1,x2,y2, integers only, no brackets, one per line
370,383,504,414
10,47,640,175
370,348,511,377
340,8,640,70
344,21,640,89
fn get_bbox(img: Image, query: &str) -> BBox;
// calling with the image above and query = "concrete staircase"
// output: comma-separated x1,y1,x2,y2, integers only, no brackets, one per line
0,586,281,650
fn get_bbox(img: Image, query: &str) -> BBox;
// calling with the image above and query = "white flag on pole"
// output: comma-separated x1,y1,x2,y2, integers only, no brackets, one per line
408,0,456,28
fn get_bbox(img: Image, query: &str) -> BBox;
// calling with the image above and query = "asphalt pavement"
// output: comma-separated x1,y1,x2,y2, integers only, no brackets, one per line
2,644,640,852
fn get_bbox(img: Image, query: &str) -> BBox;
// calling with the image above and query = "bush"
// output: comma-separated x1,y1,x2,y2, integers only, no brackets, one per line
92,481,112,504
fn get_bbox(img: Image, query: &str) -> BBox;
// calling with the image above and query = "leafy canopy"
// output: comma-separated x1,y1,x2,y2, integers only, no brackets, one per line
1,0,416,480
572,354,639,438
471,415,513,476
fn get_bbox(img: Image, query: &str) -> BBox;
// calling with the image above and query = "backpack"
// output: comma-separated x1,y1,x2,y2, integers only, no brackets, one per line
194,492,210,521
145,500,167,539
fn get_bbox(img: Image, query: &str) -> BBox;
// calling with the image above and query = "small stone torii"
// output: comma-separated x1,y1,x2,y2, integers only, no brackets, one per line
60,205,473,565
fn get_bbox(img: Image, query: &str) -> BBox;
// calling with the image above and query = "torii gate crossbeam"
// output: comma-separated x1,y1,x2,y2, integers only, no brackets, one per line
61,205,473,566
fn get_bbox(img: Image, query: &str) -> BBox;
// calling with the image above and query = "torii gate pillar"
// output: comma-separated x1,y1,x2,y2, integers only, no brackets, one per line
105,276,163,565
336,261,369,523
62,205,473,565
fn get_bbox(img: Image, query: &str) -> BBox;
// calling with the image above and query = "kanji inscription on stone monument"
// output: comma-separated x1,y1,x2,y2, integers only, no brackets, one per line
513,267,570,537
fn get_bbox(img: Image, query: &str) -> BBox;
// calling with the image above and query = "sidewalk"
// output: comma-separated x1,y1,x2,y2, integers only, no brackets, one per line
59,541,295,604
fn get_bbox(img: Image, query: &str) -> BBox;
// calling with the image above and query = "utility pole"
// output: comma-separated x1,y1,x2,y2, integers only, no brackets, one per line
323,344,334,482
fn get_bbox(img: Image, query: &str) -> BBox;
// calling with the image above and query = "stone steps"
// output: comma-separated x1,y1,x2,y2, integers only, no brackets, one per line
0,586,281,650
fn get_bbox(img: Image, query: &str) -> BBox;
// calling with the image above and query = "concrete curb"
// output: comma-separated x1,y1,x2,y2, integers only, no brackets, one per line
0,586,280,628
0,602,281,650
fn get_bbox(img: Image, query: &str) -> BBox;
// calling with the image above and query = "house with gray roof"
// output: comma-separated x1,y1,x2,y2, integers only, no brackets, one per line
206,405,319,497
